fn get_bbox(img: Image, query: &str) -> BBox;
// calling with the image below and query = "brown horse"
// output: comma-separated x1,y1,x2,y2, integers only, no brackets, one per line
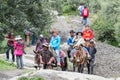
33,50,54,69
33,50,41,70
49,47,68,71
73,46,87,73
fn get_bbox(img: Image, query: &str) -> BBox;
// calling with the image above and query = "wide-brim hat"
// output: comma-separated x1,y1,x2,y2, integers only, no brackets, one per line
15,35,22,40
39,34,43,38
42,43,49,48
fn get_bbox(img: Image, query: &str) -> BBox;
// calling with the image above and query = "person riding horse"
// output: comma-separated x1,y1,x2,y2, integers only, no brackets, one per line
67,30,75,58
50,30,61,66
39,43,55,69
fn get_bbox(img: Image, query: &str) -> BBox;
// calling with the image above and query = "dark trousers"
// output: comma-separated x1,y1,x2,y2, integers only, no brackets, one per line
6,45,15,62
16,55,23,69
87,59,94,74
82,17,87,25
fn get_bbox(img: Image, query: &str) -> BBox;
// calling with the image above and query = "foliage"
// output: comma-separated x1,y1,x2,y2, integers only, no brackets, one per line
18,76,44,80
91,0,120,47
0,0,51,39
0,0,52,52
0,39,7,53
0,58,16,70
91,14,117,45
48,0,89,15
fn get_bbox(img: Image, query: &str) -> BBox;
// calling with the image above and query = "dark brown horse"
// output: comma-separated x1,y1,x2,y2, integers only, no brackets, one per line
73,46,87,73
33,50,41,70
49,47,68,71
33,50,54,69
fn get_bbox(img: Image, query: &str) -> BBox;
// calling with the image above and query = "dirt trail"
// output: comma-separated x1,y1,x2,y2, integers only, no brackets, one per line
0,15,120,80
51,15,120,78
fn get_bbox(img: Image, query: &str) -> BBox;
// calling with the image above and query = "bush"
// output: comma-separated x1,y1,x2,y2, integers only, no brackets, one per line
62,5,72,13
0,58,16,70
91,14,116,44
18,76,44,80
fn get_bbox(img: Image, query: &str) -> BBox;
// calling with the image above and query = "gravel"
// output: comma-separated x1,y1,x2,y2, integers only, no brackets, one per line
51,15,120,78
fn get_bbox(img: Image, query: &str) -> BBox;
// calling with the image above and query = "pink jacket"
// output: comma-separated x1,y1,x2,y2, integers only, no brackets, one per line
14,41,24,56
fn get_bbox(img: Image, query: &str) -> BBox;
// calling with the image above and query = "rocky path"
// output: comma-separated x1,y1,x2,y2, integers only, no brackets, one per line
0,15,120,80
51,15,120,78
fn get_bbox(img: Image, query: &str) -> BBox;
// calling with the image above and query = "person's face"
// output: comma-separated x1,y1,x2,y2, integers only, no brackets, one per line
90,43,94,47
70,32,74,37
85,27,90,31
17,39,22,43
75,46,79,50
53,32,57,37
78,33,82,36
43,46,48,51
84,42,88,47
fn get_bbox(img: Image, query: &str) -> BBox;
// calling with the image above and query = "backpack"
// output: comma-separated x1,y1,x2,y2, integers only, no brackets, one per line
83,8,89,17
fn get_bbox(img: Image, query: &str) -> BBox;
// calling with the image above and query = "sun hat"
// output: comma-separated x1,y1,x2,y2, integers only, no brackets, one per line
15,35,22,40
42,43,49,48
40,34,44,38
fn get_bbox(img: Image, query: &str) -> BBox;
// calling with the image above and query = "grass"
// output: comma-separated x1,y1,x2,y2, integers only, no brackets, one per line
0,58,16,70
18,76,44,80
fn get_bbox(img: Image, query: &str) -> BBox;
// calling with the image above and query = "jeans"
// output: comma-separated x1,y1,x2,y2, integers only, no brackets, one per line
16,55,23,69
6,45,15,62
55,50,60,65
83,17,87,25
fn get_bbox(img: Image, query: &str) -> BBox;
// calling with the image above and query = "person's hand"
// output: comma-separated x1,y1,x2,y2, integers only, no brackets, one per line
47,61,51,65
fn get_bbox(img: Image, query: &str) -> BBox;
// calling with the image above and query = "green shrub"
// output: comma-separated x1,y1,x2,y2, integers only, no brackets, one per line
91,14,116,44
62,5,72,13
0,58,16,70
18,76,44,80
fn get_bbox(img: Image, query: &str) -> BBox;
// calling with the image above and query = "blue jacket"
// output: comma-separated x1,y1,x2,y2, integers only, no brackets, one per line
67,37,74,46
50,35,61,50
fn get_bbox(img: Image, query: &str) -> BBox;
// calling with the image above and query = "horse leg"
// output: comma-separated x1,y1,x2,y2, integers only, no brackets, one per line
87,60,90,74
62,57,67,71
78,64,83,73
90,60,94,74
73,63,76,72
38,63,41,70
78,65,80,73
43,64,47,69
80,64,84,73
67,49,71,58
47,65,52,69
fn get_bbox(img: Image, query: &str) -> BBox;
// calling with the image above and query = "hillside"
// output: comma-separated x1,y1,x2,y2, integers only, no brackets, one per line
51,15,120,78
0,15,120,80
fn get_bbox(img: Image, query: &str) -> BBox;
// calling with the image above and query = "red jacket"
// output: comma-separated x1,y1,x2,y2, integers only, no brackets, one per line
82,29,94,40
82,8,89,18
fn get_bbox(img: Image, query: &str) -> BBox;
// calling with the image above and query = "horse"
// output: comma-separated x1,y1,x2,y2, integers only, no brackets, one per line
49,47,68,71
72,46,88,73
33,50,41,70
33,50,55,69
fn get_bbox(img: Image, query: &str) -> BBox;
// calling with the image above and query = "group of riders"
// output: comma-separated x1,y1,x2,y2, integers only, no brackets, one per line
4,4,97,74
33,24,97,74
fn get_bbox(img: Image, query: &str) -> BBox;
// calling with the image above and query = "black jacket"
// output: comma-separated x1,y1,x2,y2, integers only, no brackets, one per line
89,47,97,59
